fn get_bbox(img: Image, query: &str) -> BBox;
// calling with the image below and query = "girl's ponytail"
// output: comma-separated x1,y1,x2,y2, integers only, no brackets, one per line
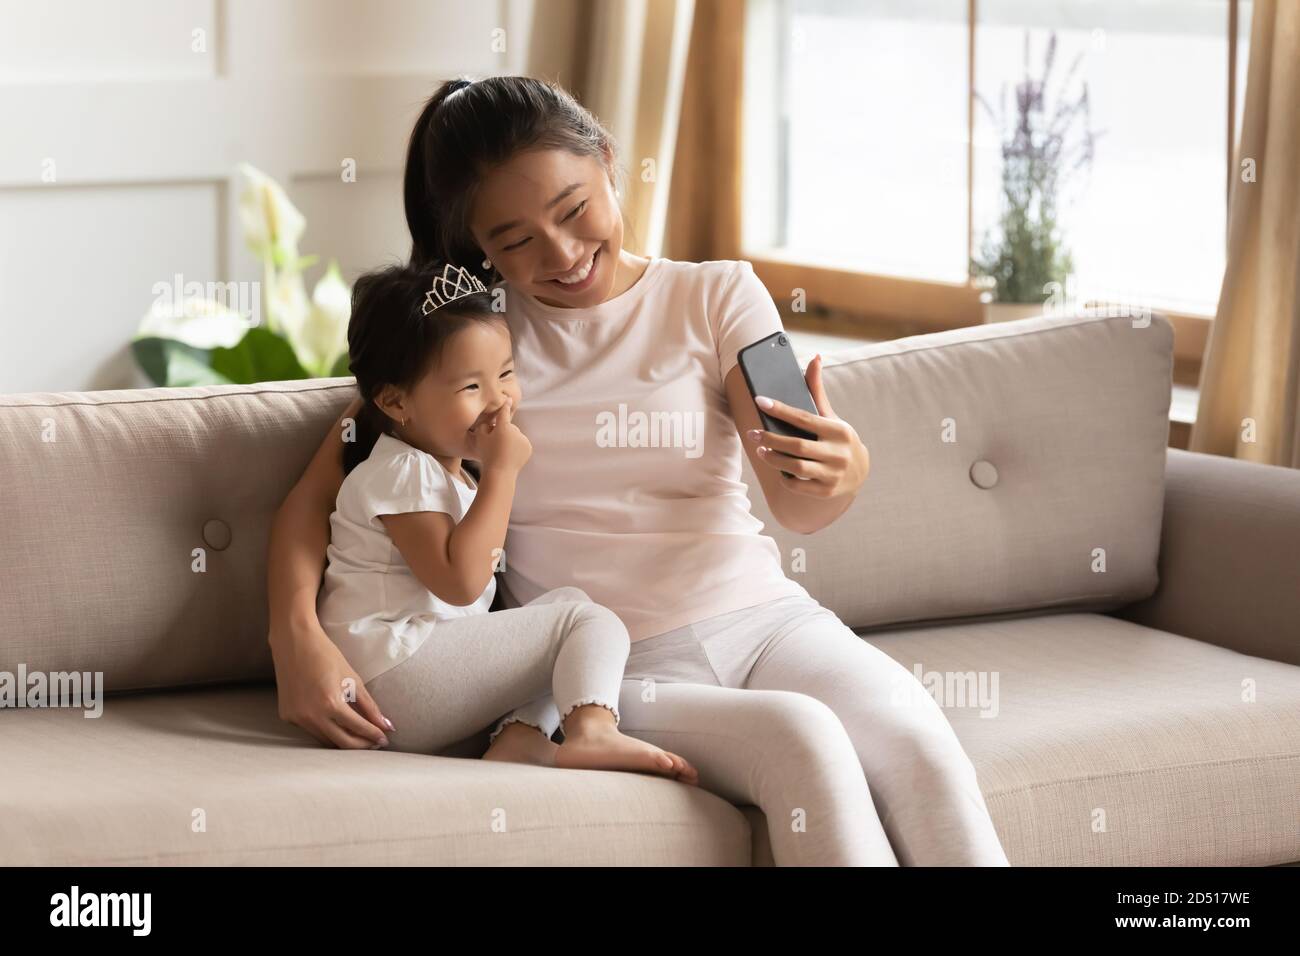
342,395,391,477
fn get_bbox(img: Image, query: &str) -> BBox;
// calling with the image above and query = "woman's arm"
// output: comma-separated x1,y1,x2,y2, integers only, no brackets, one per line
724,359,870,535
266,395,394,749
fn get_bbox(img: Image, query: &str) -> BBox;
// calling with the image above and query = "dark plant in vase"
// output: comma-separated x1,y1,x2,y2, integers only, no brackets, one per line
971,30,1103,310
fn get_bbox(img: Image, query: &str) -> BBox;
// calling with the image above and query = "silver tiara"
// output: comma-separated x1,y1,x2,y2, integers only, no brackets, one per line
421,262,488,315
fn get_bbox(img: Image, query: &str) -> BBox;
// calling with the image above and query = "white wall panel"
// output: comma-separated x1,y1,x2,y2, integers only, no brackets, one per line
0,183,220,392
293,171,411,284
0,0,218,82
0,0,581,392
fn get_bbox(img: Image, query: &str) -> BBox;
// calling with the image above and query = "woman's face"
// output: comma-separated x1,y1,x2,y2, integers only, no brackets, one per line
468,148,624,309
380,319,521,461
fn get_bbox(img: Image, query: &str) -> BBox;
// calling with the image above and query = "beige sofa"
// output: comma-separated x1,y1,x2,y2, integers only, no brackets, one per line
2,310,1297,866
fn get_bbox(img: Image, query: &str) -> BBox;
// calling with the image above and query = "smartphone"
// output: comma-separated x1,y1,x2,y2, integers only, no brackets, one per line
736,331,818,480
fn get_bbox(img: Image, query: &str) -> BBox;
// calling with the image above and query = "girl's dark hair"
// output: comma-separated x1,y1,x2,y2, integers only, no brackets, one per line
341,262,507,478
403,75,625,276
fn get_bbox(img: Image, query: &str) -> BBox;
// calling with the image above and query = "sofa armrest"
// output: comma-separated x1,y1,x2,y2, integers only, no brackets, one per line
1113,448,1300,666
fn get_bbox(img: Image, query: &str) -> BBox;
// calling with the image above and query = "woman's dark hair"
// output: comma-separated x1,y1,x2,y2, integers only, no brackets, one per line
403,75,624,276
341,262,508,477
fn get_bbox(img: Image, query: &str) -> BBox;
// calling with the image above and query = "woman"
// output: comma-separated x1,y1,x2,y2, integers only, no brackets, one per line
267,75,1010,866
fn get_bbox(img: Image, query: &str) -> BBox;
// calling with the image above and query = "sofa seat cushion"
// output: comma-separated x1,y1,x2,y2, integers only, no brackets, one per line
863,612,1300,866
0,685,752,865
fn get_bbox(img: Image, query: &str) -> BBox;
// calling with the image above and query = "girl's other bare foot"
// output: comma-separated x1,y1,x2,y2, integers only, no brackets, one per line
556,705,699,785
482,722,559,767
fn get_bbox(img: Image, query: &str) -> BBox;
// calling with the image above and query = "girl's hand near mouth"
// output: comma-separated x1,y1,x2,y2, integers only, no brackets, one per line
468,396,532,475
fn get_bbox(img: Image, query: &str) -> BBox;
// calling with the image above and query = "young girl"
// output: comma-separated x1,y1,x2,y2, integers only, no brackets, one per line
315,259,697,782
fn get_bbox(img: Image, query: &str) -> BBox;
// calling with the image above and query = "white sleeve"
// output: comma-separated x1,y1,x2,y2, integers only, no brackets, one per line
711,259,787,384
359,449,458,523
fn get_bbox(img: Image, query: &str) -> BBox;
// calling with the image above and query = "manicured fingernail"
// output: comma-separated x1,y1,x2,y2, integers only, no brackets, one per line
757,446,768,455
746,429,761,442
755,395,773,408
383,717,395,731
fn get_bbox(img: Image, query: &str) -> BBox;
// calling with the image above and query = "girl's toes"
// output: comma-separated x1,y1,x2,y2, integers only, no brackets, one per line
666,752,698,783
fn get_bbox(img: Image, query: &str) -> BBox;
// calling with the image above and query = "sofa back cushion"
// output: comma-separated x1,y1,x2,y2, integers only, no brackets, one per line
739,311,1174,632
0,311,1172,693
0,379,357,693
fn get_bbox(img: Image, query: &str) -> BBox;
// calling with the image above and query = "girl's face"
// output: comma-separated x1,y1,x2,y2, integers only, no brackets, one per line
380,319,520,460
468,148,624,309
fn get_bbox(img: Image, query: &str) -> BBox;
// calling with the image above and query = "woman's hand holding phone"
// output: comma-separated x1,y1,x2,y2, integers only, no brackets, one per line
747,353,871,498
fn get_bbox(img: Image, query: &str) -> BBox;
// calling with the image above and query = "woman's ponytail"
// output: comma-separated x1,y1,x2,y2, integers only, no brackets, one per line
404,79,474,270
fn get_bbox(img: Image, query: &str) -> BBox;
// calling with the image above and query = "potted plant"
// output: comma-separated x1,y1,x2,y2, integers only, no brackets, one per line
971,31,1101,323
132,164,352,386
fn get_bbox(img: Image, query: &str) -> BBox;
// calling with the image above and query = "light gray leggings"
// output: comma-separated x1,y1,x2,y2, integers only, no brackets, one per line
365,586,627,748
365,586,1010,866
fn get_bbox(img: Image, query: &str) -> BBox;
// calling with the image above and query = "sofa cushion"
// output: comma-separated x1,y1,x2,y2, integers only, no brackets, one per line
0,378,357,692
5,613,1294,867
743,311,1174,631
862,611,1300,866
0,684,753,865
0,310,1170,693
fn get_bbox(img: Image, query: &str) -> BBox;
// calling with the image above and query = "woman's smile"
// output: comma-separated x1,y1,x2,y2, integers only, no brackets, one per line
544,247,600,292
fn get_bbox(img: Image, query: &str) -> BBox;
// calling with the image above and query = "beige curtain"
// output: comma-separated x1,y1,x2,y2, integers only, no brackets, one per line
1191,0,1300,467
572,0,695,258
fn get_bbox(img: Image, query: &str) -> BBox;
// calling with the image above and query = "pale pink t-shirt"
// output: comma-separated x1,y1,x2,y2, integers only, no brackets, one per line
498,256,811,641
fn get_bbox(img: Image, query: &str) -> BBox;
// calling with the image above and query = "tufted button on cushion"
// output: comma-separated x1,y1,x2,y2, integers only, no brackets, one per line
969,460,999,489
202,518,232,551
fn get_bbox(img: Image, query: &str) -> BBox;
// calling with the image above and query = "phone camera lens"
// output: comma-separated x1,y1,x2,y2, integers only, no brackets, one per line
777,334,788,347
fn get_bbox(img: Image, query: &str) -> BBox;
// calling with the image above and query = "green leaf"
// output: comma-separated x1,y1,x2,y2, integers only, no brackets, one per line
329,352,353,377
132,337,234,387
210,327,310,384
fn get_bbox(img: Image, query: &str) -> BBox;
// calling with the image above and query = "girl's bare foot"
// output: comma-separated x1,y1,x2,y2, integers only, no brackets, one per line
482,722,559,767
555,722,699,785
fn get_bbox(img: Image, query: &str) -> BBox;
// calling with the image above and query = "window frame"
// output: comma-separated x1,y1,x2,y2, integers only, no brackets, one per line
704,0,1245,382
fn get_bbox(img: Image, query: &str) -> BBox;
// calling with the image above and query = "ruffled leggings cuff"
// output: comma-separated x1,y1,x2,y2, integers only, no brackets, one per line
559,697,621,728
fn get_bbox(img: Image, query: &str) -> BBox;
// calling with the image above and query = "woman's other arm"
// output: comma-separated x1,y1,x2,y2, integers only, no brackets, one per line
266,395,394,749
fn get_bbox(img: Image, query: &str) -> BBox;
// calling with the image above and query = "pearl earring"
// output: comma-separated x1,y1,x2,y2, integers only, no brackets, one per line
482,258,492,270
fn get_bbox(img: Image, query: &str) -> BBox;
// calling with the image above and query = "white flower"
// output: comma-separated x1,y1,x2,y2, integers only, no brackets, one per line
268,268,310,352
237,162,306,267
299,261,351,376
135,296,252,350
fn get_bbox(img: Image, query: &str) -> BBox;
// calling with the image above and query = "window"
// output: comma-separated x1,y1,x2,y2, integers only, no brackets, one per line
743,0,1251,317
